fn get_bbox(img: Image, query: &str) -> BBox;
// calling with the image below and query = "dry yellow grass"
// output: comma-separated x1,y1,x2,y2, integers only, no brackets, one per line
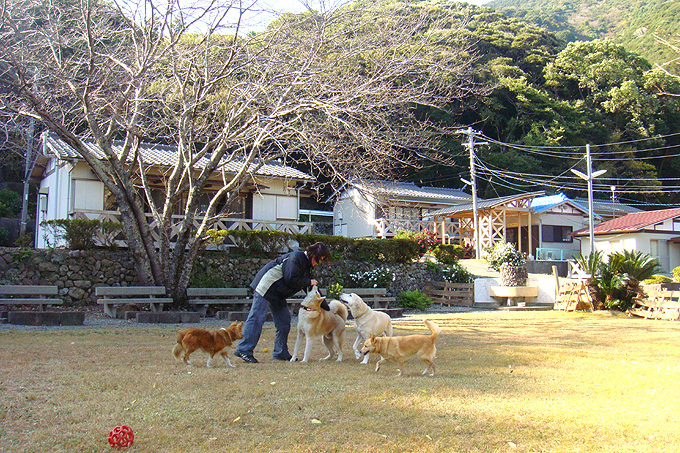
1,310,680,452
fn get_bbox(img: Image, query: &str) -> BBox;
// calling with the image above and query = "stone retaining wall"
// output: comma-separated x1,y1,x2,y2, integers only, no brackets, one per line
0,247,440,306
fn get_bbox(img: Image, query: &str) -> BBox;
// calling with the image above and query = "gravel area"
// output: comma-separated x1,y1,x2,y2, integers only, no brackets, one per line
0,304,478,331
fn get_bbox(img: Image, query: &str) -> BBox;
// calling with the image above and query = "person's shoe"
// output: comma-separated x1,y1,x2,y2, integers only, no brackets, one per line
235,351,259,363
273,352,292,361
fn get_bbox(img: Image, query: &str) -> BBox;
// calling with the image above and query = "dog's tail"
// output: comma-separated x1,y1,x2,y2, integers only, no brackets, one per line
424,319,440,341
172,332,186,360
329,300,349,321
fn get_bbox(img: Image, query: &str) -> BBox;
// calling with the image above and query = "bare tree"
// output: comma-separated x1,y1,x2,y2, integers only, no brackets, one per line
0,0,483,299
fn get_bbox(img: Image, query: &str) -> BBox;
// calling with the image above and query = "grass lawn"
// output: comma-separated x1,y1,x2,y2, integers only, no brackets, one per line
1,310,679,452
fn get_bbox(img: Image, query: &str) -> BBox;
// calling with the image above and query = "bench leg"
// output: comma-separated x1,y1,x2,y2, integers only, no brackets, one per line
103,303,116,318
150,303,163,314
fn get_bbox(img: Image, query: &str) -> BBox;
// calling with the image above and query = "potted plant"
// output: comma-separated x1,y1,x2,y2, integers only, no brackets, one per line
485,242,527,287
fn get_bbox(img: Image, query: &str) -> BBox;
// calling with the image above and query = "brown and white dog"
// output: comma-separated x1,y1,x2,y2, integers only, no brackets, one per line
340,292,393,364
172,321,243,368
360,319,440,376
291,286,348,363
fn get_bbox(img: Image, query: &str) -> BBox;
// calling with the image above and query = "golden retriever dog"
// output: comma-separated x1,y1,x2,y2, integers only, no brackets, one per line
172,321,243,368
291,286,348,363
339,292,393,364
360,319,440,376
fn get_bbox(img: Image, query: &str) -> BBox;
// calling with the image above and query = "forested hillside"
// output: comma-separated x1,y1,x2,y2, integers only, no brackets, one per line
365,1,680,208
488,0,680,71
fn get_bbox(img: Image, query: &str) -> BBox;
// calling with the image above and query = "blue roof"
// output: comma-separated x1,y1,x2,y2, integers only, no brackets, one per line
530,193,591,215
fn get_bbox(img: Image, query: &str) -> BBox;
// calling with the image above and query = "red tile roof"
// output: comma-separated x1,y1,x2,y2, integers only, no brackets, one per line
573,207,680,236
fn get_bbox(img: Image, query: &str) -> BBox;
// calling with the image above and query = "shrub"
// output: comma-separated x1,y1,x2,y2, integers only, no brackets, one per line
0,189,21,217
396,229,439,256
206,229,293,258
294,233,355,260
348,267,396,288
397,289,432,311
484,242,526,271
432,244,464,264
100,221,123,249
206,230,422,263
351,238,420,263
673,266,680,282
41,218,100,250
644,274,672,285
0,227,10,246
439,263,474,283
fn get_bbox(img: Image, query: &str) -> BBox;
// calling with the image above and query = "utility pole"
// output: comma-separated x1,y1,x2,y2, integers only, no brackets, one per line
571,144,606,255
457,127,486,259
20,117,35,236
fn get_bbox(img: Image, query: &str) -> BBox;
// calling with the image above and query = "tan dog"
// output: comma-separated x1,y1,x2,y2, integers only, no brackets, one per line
172,321,243,368
291,286,348,362
340,292,393,364
360,319,440,376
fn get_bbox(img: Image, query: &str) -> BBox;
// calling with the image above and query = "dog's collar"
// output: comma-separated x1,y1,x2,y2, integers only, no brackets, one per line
353,310,368,320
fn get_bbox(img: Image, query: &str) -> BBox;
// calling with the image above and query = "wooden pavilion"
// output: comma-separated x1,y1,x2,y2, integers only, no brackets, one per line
427,191,545,258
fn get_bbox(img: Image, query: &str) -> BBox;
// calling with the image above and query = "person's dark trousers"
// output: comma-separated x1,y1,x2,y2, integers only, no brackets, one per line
235,292,291,359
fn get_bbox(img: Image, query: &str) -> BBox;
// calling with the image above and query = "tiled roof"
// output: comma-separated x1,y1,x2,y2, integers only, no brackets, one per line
573,197,643,215
428,191,545,217
354,180,472,204
42,131,314,181
573,207,680,236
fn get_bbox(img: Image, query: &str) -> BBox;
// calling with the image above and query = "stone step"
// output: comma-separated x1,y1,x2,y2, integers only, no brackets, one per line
7,311,84,326
136,311,200,323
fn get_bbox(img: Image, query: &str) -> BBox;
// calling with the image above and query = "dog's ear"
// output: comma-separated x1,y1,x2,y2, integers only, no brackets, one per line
229,321,237,327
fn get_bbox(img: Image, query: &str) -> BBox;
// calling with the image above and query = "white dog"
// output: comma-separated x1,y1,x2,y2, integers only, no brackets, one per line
340,292,393,364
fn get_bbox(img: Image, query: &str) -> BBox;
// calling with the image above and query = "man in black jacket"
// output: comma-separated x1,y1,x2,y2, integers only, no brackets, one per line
234,242,330,363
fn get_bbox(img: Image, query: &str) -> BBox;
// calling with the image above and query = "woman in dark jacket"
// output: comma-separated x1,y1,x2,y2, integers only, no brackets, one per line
234,242,330,363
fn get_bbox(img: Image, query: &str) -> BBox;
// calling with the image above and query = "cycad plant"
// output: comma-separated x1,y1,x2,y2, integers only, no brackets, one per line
595,250,661,311
573,251,604,305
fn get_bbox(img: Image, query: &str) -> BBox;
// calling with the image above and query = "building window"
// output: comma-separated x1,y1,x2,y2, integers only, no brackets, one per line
541,225,573,243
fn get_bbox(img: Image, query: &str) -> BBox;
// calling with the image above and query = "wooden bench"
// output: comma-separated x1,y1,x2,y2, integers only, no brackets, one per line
289,287,395,309
186,287,250,316
342,288,395,309
553,280,593,312
629,289,680,321
0,285,63,311
96,286,172,317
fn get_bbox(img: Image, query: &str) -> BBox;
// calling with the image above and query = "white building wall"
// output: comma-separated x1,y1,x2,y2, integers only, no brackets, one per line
534,212,585,253
250,179,299,221
36,159,74,248
333,188,375,238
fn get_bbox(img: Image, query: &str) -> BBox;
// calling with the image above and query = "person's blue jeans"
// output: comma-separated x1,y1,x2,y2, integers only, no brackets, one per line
235,292,291,359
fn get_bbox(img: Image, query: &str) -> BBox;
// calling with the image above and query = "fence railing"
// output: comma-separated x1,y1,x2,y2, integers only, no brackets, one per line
424,280,474,307
535,247,580,261
374,218,465,242
69,209,314,247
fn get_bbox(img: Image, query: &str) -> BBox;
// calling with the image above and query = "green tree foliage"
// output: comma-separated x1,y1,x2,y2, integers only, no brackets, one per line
0,189,21,217
381,1,680,207
489,0,680,73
